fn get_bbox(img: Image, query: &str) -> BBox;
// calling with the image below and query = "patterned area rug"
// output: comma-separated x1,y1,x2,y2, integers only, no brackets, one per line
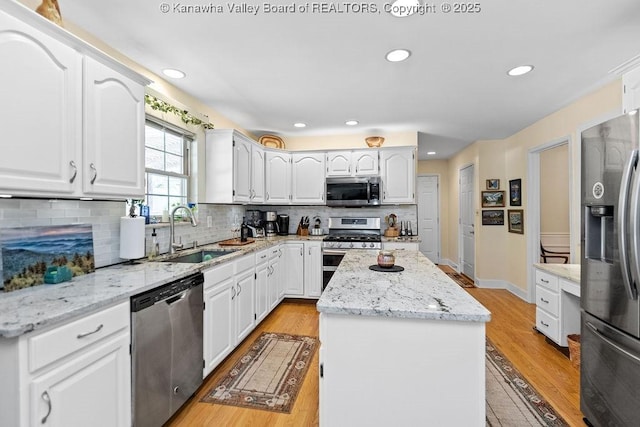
486,339,569,426
445,271,476,288
201,332,318,413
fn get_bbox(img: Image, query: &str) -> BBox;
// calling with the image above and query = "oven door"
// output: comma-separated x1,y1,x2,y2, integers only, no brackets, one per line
322,249,346,290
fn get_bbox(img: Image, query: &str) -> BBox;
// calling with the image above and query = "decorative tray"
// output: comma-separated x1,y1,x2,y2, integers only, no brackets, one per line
218,238,255,246
259,134,285,149
369,265,404,273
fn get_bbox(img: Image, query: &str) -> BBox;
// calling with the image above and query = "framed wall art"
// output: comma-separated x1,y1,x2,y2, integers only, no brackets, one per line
508,209,524,234
486,179,500,190
509,179,522,206
481,191,505,208
482,210,504,225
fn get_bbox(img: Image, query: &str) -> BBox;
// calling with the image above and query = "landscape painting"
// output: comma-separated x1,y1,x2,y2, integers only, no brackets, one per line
1,224,94,292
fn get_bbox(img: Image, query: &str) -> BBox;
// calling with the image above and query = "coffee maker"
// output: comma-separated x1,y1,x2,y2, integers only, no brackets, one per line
245,210,265,238
276,214,289,236
264,211,277,237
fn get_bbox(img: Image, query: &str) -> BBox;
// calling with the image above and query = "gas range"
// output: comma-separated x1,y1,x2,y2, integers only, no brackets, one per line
322,217,382,250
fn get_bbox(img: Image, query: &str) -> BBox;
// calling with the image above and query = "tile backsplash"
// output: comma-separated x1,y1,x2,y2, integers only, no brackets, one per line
0,198,416,281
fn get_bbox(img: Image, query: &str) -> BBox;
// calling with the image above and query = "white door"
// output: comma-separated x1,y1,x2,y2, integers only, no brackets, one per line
203,278,235,376
459,165,475,278
234,267,255,344
291,152,325,204
232,136,252,202
417,176,439,263
265,151,291,203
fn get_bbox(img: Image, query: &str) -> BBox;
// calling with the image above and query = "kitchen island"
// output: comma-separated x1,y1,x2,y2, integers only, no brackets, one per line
316,250,491,427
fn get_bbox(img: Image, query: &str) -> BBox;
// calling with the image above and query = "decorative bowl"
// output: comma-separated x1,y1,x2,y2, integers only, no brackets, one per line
365,136,385,148
377,250,395,268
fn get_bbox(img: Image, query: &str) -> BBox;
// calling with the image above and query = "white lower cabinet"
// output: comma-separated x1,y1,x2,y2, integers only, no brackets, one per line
255,249,270,323
284,242,305,296
0,302,130,427
304,241,323,298
203,255,256,378
534,267,580,347
203,262,235,377
268,245,283,309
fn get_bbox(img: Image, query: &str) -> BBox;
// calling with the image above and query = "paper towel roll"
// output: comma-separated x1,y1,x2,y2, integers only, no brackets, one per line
120,217,146,260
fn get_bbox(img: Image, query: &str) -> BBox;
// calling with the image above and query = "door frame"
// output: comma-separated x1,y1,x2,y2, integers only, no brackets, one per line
526,136,571,303
458,163,475,276
417,174,440,263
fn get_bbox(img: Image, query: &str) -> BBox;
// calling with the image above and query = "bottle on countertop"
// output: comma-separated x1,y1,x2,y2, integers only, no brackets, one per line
149,228,159,259
407,221,413,236
240,216,249,242
399,221,406,236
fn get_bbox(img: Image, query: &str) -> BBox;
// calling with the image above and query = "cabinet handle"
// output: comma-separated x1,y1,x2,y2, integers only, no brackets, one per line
41,391,51,424
541,278,549,284
69,160,78,183
540,320,549,328
237,283,242,296
266,192,270,200
231,286,236,300
77,324,103,339
278,248,282,257
300,248,303,256
540,297,549,304
89,163,98,184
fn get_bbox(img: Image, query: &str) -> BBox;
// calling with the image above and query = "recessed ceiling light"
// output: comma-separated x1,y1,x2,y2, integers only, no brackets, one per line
0,194,12,198
294,122,306,128
345,120,359,126
162,68,186,79
507,65,534,76
386,49,411,62
427,151,436,155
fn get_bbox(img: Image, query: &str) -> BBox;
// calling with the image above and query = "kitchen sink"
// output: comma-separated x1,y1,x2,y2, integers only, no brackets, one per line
162,249,238,263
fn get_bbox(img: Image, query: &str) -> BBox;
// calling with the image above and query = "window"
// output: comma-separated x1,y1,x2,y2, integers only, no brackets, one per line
144,119,193,218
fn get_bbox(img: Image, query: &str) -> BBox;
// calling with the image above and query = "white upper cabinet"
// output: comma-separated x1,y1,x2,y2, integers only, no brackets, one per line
251,145,265,203
0,4,148,199
380,147,416,204
326,150,378,177
292,152,325,204
0,9,81,195
83,56,145,197
204,129,264,204
265,150,291,203
623,66,640,114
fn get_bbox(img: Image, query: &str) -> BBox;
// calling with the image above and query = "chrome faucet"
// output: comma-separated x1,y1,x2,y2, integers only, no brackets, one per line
169,205,197,254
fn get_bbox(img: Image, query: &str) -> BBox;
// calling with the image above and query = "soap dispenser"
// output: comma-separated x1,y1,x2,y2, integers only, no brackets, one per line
150,228,159,259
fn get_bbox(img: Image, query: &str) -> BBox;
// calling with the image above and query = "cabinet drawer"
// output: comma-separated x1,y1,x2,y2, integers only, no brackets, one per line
28,302,129,372
536,285,559,317
535,308,559,343
535,269,559,291
256,248,269,265
235,253,255,273
204,262,234,289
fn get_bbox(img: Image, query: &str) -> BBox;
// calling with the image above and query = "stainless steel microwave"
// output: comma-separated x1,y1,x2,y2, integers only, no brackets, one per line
326,176,381,207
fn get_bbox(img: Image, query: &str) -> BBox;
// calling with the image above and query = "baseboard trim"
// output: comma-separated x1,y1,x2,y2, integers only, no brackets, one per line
475,278,530,302
440,259,458,270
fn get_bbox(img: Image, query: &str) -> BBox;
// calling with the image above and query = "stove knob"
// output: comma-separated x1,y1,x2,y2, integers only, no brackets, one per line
370,242,375,248
361,242,367,248
349,242,354,248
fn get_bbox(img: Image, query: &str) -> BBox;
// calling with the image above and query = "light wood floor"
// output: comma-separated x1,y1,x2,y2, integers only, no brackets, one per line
169,281,583,427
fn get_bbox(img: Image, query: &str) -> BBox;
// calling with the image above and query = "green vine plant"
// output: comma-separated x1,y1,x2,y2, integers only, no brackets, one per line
144,94,214,130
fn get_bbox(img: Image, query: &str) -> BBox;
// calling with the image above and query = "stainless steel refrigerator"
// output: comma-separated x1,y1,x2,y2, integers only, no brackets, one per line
581,111,640,426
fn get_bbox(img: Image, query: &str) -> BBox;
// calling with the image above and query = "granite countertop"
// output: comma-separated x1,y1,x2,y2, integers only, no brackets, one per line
317,250,491,323
0,235,310,338
533,263,580,283
381,236,422,243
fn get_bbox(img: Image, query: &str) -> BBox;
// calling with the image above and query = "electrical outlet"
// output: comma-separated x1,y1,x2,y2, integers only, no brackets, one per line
207,216,212,228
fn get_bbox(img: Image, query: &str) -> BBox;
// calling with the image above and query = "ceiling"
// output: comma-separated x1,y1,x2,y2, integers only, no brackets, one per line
58,0,640,159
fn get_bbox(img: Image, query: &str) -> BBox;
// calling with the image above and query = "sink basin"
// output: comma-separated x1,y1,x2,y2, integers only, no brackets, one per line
162,249,238,263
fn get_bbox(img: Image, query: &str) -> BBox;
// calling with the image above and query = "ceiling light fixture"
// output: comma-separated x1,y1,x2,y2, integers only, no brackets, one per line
294,122,306,128
507,65,534,76
427,151,436,155
345,120,359,126
386,49,411,62
162,68,186,79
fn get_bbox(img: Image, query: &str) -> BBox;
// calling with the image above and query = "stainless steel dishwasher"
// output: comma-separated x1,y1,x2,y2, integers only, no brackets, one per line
131,272,204,427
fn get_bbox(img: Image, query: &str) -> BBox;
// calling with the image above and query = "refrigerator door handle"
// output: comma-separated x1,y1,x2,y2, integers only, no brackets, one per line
630,157,640,299
618,149,638,300
586,321,640,363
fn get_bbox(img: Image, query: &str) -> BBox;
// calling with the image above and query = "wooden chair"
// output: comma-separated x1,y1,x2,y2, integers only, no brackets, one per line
540,242,569,264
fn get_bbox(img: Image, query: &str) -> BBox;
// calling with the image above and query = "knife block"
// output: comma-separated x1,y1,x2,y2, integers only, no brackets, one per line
384,226,399,237
297,225,309,236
